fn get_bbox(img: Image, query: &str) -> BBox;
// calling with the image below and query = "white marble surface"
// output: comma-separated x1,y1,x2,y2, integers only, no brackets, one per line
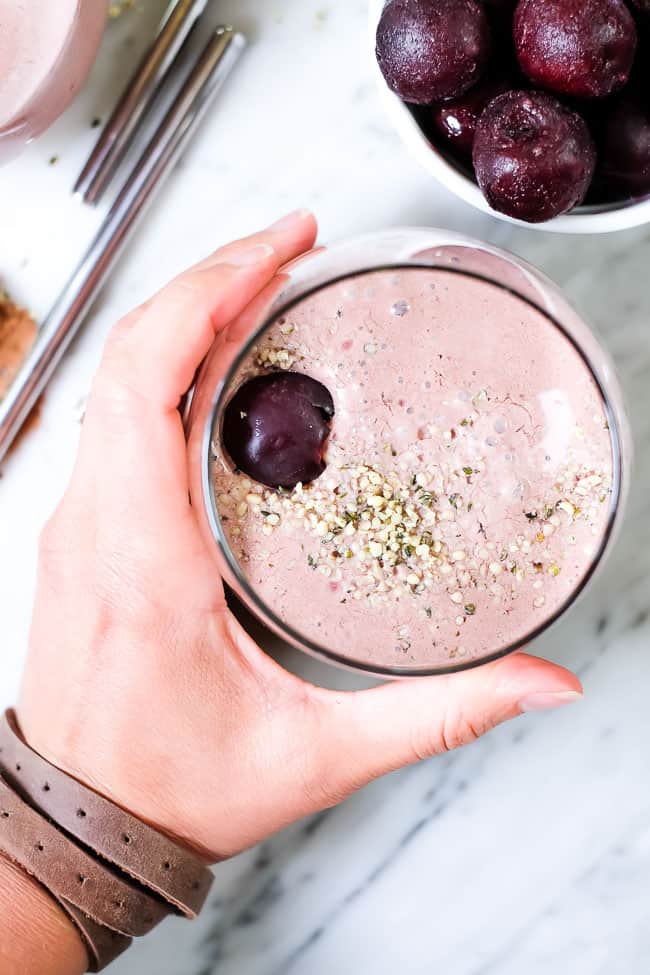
1,1,649,972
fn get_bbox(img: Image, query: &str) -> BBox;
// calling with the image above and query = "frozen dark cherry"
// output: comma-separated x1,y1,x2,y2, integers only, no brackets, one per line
375,0,491,104
596,92,650,198
513,0,637,99
222,372,335,490
473,90,596,222
425,75,511,158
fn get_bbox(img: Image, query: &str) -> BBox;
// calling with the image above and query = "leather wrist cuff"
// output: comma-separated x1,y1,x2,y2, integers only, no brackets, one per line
0,710,213,916
0,709,214,971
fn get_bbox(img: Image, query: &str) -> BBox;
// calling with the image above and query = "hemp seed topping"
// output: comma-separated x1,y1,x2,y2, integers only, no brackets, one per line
216,443,611,615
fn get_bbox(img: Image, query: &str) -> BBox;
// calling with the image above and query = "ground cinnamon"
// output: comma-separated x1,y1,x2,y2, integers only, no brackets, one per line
0,294,37,399
0,293,42,455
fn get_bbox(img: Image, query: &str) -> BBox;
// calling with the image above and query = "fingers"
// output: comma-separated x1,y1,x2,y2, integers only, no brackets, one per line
97,209,317,412
312,653,582,801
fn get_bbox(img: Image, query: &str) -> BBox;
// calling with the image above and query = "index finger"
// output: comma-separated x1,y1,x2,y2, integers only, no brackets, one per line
97,209,317,413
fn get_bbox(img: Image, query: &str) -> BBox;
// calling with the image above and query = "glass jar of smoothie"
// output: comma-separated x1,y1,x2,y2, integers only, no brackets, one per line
0,0,107,161
186,230,631,677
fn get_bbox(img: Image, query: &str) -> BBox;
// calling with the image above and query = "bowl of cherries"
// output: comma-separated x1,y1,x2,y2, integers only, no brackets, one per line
370,0,650,231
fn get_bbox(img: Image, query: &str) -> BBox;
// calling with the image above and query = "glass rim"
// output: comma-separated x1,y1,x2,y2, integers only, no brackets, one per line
201,253,626,678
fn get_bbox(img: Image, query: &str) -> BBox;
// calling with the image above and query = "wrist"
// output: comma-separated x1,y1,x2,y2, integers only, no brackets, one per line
16,687,210,859
0,851,87,975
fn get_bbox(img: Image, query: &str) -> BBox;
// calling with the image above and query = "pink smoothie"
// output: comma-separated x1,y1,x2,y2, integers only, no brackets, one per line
213,268,614,669
0,0,105,156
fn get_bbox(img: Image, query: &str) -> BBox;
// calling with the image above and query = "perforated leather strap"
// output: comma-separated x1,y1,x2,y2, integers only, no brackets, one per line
0,710,213,917
0,775,168,937
0,846,131,972
54,897,132,972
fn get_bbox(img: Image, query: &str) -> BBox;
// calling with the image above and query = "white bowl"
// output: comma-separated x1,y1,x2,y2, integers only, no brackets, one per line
368,0,650,234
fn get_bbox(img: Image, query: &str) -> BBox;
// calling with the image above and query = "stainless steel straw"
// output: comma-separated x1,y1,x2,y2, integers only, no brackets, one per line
74,0,209,205
0,26,246,463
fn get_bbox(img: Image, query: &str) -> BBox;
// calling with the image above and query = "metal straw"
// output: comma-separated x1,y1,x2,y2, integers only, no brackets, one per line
74,0,209,205
0,26,246,463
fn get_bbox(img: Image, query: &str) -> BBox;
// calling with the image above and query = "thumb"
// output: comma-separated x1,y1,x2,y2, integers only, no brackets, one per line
319,653,581,796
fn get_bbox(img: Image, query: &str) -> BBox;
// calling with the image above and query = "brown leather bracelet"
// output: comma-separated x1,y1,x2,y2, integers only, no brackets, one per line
0,775,168,937
0,709,213,917
0,846,131,972
54,897,132,972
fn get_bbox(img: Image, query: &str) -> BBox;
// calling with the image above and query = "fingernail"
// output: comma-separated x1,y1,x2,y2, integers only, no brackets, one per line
269,208,313,231
519,690,583,713
228,243,275,267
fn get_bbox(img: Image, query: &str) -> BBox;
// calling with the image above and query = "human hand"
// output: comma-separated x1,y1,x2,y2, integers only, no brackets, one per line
18,210,582,860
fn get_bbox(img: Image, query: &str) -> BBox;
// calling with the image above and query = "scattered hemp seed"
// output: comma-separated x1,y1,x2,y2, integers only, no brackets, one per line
108,0,134,16
256,346,296,369
213,375,613,614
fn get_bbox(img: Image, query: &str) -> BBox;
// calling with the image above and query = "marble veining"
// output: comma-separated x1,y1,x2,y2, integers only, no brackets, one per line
0,1,649,973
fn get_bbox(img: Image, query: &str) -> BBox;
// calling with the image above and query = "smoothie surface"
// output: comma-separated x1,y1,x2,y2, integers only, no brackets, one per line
213,268,614,669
